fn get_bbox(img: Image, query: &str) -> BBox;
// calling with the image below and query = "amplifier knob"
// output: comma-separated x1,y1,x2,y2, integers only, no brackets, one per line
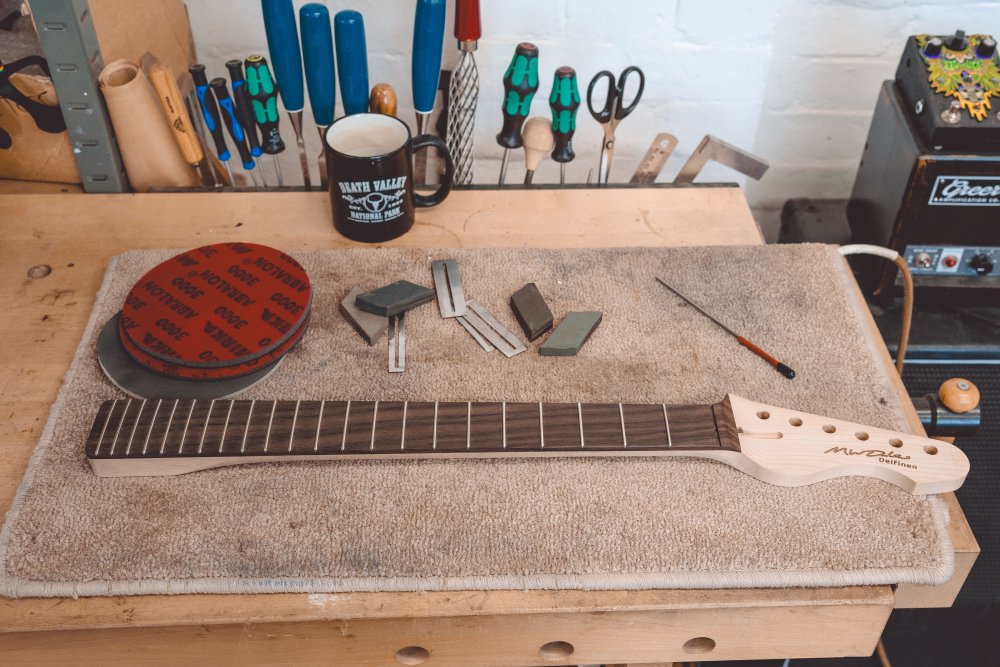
971,253,994,275
978,37,997,59
913,252,934,268
924,37,943,57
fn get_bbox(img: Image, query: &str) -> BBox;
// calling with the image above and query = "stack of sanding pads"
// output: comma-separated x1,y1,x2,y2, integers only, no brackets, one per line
98,243,311,398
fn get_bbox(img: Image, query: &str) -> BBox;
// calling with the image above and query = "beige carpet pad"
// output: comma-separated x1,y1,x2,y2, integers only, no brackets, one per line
0,244,952,597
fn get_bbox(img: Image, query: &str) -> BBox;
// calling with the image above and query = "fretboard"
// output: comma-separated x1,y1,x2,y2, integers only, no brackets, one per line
85,398,740,476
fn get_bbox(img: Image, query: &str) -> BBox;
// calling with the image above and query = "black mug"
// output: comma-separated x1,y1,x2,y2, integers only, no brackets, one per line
325,113,454,243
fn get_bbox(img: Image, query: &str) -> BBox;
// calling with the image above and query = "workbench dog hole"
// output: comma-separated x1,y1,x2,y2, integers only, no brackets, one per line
539,641,574,660
27,264,51,279
682,636,717,654
395,645,430,665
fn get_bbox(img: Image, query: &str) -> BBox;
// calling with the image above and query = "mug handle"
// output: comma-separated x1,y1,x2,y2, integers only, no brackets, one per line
412,134,455,207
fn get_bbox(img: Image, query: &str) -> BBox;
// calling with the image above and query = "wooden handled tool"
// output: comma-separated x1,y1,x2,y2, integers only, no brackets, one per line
522,116,553,184
368,83,397,116
142,54,210,184
84,394,969,494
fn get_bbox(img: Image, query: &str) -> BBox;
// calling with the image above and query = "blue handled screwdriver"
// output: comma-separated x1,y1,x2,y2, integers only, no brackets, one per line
226,59,268,186
300,3,335,189
189,64,235,187
211,78,263,187
261,0,311,188
334,10,369,117
412,0,446,137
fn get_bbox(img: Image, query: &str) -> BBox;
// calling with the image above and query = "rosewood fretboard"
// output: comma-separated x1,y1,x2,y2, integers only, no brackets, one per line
85,398,740,476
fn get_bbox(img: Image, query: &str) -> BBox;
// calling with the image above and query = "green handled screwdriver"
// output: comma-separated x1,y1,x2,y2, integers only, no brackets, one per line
549,66,580,185
496,42,538,185
245,55,286,186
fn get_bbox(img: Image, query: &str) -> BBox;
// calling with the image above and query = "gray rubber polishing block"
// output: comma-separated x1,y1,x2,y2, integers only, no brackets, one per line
540,312,603,356
510,283,553,341
355,280,434,316
340,286,389,345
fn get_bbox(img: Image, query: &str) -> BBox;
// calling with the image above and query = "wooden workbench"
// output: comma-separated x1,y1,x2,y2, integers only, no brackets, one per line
0,187,978,666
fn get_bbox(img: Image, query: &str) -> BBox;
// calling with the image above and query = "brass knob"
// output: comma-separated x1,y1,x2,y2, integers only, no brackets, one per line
938,378,980,413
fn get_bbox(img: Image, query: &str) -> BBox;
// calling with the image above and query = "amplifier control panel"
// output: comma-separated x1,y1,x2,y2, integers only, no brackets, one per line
902,245,1000,286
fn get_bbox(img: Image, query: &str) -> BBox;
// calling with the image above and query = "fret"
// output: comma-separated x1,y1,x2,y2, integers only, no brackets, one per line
538,403,544,449
314,401,347,454
664,404,723,449
109,398,133,456
400,401,408,450
177,400,196,454
197,399,215,455
502,402,506,449
288,400,300,453
663,404,673,448
240,399,255,453
159,399,178,455
140,399,163,455
578,403,585,449
263,400,277,452
124,399,147,456
90,399,117,456
313,400,324,452
619,403,627,448
466,402,471,450
432,401,439,450
340,400,351,452
621,404,670,448
343,401,376,453
266,401,298,454
218,400,235,454
369,401,378,451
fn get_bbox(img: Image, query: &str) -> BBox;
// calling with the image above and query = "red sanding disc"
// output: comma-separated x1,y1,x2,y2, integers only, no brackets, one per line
119,311,310,381
120,243,311,369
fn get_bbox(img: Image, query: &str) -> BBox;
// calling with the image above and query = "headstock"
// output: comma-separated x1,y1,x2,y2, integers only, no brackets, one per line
722,395,970,495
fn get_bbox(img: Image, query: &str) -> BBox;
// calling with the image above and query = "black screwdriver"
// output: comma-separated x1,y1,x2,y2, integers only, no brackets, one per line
496,42,538,185
244,55,285,186
210,78,261,187
226,59,267,185
189,64,234,186
549,66,580,185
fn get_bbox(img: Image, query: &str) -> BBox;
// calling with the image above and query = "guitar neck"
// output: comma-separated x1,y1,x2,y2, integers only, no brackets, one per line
86,397,740,476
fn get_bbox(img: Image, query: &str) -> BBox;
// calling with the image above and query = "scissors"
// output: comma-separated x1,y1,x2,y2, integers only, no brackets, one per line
587,66,645,185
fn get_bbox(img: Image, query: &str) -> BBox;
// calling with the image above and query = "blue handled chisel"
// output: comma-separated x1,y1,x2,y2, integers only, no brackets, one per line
189,64,235,187
411,0,446,136
300,3,335,188
334,10,369,117
261,0,311,188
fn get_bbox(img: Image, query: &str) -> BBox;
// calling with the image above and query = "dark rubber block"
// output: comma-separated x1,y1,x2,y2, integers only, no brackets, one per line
540,312,603,356
355,280,434,316
510,283,553,341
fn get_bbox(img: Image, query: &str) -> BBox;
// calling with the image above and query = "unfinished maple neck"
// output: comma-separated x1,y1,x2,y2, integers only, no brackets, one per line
84,394,968,494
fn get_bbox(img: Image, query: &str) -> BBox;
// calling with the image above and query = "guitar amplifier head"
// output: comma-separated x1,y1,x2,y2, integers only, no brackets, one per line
848,30,1000,296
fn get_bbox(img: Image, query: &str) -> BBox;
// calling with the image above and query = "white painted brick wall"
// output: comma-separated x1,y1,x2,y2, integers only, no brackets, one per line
185,0,999,239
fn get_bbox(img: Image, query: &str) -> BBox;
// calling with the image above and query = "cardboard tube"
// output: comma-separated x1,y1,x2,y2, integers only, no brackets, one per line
99,59,198,191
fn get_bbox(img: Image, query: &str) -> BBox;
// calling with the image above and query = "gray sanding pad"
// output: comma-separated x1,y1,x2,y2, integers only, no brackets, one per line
539,311,603,356
355,280,434,316
340,286,389,345
97,313,282,399
510,283,553,341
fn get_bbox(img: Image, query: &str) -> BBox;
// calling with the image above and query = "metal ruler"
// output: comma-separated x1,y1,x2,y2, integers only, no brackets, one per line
629,133,678,184
28,0,127,192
